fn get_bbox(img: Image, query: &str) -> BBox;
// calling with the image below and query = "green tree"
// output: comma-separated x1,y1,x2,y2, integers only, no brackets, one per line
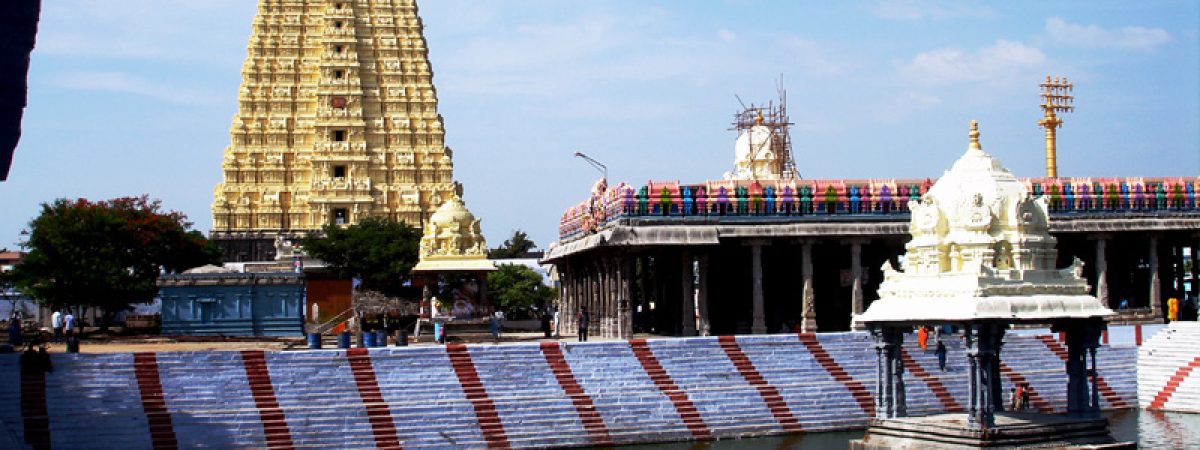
11,196,220,330
489,229,538,259
487,263,557,319
301,216,420,297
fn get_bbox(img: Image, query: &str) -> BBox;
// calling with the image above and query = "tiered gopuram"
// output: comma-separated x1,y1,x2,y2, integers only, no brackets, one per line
211,0,458,261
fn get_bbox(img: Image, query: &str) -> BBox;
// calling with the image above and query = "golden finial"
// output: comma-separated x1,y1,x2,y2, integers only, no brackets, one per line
969,120,982,151
755,110,764,126
1038,74,1074,178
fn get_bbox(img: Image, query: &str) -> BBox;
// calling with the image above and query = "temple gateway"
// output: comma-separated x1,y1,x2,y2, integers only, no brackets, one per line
210,0,462,262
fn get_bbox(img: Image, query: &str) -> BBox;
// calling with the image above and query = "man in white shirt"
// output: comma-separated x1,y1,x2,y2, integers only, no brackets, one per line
63,312,76,338
50,310,62,343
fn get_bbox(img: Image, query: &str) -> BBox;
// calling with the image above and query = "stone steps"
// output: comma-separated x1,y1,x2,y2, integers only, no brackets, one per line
0,332,1140,449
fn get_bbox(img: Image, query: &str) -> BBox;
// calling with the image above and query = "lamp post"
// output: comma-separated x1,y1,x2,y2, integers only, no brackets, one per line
574,152,607,181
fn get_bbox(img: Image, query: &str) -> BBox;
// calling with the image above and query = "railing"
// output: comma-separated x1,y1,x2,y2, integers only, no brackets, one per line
310,307,355,335
558,177,1200,240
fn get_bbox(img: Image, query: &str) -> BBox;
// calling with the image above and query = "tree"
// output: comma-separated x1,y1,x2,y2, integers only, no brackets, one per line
489,229,538,259
487,263,557,319
10,196,221,330
301,216,421,297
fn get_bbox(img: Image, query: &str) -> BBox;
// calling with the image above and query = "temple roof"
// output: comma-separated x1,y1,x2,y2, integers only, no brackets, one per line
413,195,496,272
856,121,1113,325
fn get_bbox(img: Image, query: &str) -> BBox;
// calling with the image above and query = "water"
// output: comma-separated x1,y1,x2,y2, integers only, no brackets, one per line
603,410,1200,449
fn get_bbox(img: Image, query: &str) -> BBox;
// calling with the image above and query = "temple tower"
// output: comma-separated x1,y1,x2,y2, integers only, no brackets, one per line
211,0,457,261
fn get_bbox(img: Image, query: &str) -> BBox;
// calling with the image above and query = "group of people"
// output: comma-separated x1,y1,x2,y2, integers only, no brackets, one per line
49,310,77,343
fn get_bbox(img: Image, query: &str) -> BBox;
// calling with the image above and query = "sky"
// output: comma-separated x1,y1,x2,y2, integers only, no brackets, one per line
2,0,1198,251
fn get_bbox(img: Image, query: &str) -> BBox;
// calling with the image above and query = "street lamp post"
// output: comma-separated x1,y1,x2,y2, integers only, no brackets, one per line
574,152,607,181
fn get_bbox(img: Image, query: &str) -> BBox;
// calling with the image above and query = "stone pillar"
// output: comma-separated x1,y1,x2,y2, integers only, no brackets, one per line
750,241,767,335
478,273,489,315
1094,237,1109,308
848,240,866,330
871,326,907,419
965,322,1004,430
965,327,980,428
598,260,609,338
801,241,818,333
1192,235,1199,304
620,256,634,339
1150,235,1161,320
681,252,697,336
609,260,619,338
1058,319,1103,418
697,253,711,337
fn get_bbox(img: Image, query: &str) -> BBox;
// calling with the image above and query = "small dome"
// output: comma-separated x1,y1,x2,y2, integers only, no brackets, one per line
429,195,475,229
924,120,1024,208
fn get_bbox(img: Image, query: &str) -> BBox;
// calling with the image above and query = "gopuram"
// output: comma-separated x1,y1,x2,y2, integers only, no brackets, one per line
544,90,1200,339
211,0,459,262
850,121,1129,448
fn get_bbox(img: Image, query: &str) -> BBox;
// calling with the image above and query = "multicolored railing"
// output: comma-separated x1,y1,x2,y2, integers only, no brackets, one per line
559,177,1200,239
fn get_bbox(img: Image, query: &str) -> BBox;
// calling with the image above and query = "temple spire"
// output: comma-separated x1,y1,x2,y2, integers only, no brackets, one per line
968,120,982,152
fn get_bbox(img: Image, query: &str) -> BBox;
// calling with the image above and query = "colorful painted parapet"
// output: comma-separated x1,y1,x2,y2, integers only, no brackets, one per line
0,334,1137,449
559,177,1200,239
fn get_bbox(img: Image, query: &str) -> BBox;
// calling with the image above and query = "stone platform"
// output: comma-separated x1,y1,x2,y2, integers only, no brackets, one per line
850,412,1134,449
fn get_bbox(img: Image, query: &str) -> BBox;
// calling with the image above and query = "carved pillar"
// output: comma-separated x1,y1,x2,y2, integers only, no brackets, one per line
609,259,619,338
965,326,980,428
681,251,697,336
620,256,634,339
697,253,711,337
966,322,1004,430
801,241,817,332
600,259,612,338
871,326,907,419
849,240,866,330
1094,236,1109,308
1150,235,1161,320
750,241,767,334
562,265,574,336
1057,319,1103,418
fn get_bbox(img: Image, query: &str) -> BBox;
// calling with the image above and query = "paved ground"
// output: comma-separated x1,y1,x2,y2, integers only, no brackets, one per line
9,330,635,354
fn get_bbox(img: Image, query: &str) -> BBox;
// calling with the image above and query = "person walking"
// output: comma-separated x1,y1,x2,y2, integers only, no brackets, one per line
935,340,948,372
577,306,590,342
490,310,503,343
63,311,76,339
918,326,929,352
1168,297,1180,322
7,312,22,347
552,306,562,338
50,310,62,343
541,306,552,338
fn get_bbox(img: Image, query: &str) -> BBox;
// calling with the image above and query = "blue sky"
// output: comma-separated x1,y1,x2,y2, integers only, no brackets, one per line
2,0,1197,250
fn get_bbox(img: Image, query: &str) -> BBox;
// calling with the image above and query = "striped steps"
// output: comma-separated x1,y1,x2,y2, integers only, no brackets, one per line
1,332,1139,449
1139,322,1200,413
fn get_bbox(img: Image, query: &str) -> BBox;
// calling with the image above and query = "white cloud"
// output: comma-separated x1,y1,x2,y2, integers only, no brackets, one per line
49,71,219,106
869,0,994,21
717,29,737,43
1044,18,1170,51
899,39,1045,85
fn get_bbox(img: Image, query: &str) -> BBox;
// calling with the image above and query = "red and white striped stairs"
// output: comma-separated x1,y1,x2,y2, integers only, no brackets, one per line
1139,322,1200,413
